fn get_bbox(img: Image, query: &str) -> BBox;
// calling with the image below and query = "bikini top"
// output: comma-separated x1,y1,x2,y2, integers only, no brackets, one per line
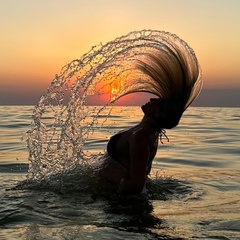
107,129,127,160
107,127,157,171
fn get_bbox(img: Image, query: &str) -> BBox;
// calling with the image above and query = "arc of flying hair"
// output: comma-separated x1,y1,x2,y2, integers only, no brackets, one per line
135,39,203,112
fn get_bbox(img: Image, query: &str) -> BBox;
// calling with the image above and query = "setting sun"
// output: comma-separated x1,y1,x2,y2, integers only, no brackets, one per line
111,79,122,95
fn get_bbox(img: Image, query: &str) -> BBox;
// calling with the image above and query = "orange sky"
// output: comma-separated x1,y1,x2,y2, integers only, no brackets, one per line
0,0,240,106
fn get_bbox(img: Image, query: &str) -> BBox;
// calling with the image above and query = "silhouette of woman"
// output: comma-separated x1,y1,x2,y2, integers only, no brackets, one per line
99,36,203,194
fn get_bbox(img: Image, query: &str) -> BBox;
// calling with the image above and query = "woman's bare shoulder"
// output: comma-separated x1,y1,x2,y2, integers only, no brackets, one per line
131,127,151,143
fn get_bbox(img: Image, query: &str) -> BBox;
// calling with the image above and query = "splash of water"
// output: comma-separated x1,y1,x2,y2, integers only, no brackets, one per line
26,30,201,182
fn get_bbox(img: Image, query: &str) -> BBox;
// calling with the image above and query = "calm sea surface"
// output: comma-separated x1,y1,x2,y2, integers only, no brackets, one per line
0,106,240,239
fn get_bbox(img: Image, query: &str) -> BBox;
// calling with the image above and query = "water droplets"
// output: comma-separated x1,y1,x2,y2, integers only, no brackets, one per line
26,30,201,181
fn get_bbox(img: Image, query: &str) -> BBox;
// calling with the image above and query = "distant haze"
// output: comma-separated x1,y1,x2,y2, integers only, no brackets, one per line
0,87,239,107
192,89,240,108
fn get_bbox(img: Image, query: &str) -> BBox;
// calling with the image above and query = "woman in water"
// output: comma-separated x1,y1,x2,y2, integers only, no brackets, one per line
99,98,177,194
99,40,202,194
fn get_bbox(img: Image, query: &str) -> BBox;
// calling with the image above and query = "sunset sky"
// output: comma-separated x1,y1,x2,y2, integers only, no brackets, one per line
0,0,240,106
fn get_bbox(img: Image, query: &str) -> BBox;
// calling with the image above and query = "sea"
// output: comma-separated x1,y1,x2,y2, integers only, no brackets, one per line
0,105,240,240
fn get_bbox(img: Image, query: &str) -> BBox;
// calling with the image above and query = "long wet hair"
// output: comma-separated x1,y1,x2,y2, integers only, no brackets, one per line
136,38,202,129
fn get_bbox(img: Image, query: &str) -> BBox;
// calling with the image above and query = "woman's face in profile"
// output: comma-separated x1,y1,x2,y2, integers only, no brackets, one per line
141,98,161,118
141,98,179,129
